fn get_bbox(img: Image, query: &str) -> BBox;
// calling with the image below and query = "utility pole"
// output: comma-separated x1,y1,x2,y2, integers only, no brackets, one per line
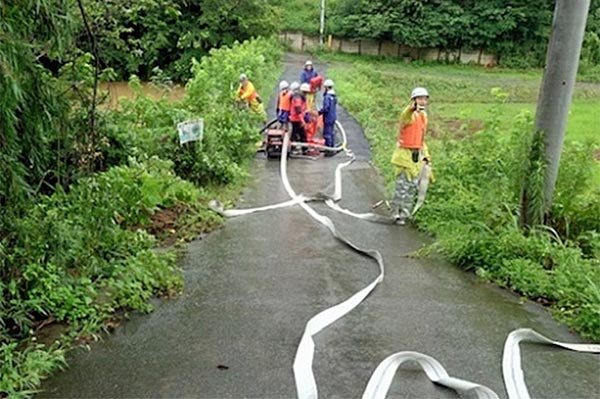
319,0,325,46
520,0,590,227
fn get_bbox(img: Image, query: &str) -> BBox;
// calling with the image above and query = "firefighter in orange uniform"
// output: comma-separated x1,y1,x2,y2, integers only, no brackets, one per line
390,87,433,224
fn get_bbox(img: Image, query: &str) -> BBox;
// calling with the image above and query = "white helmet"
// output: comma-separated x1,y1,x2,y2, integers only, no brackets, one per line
300,83,311,92
305,60,313,67
411,87,429,99
279,80,289,90
239,73,248,81
290,81,300,91
324,79,334,88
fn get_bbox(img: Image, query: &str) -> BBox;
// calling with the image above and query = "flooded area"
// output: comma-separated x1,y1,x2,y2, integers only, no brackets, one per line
99,81,186,109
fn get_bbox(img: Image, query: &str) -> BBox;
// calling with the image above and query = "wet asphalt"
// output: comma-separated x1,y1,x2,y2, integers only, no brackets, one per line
39,54,599,399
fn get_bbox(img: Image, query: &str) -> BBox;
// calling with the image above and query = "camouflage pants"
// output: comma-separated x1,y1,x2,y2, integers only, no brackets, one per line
391,171,417,217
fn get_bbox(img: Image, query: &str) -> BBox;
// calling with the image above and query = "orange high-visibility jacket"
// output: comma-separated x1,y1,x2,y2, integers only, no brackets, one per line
277,90,292,112
398,107,427,149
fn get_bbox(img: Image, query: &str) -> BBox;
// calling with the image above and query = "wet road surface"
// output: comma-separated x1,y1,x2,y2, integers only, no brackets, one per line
40,54,599,399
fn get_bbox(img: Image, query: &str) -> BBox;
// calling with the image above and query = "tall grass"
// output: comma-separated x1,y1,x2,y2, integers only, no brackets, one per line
328,56,600,340
1,38,283,397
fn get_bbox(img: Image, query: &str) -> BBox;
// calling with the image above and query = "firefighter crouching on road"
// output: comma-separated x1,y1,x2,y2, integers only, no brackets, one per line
276,80,292,131
390,87,433,224
318,79,337,155
237,73,266,122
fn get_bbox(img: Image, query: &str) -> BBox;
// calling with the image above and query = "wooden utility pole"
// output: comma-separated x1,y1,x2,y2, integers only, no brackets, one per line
521,0,590,227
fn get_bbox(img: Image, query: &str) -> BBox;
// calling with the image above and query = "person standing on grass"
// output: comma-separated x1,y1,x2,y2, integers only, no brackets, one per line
390,87,433,224
318,79,337,155
237,73,266,122
289,82,308,152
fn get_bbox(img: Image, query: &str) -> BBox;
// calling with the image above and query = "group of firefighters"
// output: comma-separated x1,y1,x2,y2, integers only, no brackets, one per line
238,60,337,155
237,60,431,224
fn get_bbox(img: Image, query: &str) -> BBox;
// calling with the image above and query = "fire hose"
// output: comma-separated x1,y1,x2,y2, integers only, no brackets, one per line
209,122,600,399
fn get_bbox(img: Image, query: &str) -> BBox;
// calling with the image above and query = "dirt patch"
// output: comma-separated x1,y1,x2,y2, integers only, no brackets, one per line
35,320,69,347
595,149,600,161
146,203,221,247
430,118,485,139
147,205,186,246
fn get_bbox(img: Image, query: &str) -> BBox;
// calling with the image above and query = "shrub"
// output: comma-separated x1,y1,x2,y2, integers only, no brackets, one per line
329,63,600,340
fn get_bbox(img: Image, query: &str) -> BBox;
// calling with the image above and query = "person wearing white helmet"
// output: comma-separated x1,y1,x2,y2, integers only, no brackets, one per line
237,73,266,121
299,82,311,93
276,80,292,130
390,86,433,224
300,60,318,84
289,82,310,152
318,79,337,153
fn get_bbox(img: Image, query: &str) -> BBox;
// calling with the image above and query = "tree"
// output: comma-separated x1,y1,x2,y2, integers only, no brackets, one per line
78,0,277,81
327,0,554,64
0,0,76,230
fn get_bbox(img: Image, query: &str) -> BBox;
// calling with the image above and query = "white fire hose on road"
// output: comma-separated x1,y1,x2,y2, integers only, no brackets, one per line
209,122,600,399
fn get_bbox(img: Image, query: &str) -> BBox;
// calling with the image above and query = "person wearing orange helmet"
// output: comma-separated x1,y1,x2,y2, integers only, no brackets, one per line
390,87,433,224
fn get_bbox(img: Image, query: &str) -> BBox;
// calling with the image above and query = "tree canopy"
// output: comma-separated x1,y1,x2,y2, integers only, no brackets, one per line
79,0,277,81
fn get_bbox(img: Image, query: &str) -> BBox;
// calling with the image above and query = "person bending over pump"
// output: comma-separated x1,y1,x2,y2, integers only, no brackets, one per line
390,87,433,224
290,82,308,154
276,80,292,131
318,79,337,155
237,73,266,122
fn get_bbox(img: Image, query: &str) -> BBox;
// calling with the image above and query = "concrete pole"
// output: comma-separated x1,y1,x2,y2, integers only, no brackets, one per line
319,0,325,46
522,0,590,226
537,0,590,207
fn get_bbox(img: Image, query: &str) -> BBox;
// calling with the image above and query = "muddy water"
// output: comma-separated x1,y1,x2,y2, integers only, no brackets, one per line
99,81,185,109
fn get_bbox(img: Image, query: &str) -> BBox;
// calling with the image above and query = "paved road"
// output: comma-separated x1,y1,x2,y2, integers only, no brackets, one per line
40,54,599,399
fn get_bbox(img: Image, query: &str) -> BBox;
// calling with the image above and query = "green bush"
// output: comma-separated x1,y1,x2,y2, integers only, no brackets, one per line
180,37,282,184
2,36,283,396
0,342,65,399
78,0,278,81
329,63,600,340
1,158,192,394
105,38,283,186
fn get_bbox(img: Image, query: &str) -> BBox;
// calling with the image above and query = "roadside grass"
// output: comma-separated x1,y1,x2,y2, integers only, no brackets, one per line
325,53,600,340
323,52,600,173
1,39,283,398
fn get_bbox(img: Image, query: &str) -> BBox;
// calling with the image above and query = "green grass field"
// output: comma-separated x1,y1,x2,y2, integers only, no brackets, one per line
325,53,600,339
433,101,599,144
323,53,600,179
